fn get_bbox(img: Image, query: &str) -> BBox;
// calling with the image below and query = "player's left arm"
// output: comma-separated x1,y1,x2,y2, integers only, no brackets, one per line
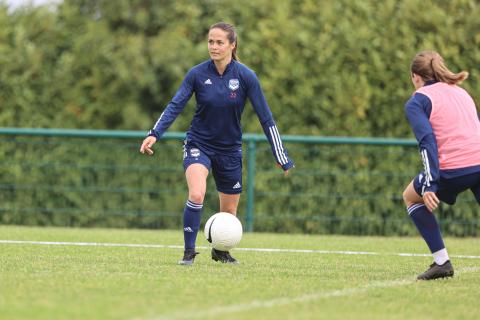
245,71,294,174
405,93,440,210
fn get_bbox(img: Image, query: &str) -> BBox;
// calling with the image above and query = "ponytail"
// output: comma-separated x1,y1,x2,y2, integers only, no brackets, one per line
411,51,468,85
232,38,238,61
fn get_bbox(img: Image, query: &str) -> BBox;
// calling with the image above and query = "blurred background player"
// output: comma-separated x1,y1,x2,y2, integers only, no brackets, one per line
140,22,294,265
402,50,480,280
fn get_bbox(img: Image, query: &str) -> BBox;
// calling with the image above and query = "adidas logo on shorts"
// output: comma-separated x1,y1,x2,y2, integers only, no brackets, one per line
232,182,241,189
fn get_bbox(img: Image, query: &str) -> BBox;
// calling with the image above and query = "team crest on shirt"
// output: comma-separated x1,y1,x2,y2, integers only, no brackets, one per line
228,79,240,91
190,148,200,158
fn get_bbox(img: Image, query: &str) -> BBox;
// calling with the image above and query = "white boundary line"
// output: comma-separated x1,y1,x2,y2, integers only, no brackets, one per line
150,278,413,320
149,266,480,320
1,239,480,260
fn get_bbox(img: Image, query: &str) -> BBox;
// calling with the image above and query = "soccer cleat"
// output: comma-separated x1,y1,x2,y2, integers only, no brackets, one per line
417,260,454,280
178,249,199,266
211,248,239,264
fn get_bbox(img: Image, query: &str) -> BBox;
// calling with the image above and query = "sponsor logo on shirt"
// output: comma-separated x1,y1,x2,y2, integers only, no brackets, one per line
204,79,212,85
228,79,239,91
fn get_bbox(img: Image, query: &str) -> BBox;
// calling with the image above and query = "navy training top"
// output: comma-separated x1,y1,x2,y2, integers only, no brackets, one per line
148,59,294,170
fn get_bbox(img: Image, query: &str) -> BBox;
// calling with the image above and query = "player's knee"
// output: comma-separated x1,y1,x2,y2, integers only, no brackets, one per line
188,191,205,204
402,188,414,207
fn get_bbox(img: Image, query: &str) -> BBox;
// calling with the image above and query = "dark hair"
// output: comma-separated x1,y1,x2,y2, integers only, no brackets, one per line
411,51,468,85
209,22,239,61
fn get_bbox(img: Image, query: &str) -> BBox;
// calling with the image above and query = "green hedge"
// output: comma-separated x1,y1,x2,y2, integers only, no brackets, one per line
1,0,479,136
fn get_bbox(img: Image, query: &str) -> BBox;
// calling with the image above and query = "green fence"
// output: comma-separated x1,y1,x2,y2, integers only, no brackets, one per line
1,128,479,236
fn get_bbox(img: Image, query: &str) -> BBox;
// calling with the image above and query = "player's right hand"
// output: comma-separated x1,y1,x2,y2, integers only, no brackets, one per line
140,136,157,155
423,191,440,212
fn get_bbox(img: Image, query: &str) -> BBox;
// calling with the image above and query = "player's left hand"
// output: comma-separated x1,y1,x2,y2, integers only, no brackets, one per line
423,191,440,212
276,163,291,177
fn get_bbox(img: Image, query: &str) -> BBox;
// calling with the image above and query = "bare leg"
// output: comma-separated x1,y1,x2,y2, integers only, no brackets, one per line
210,191,241,264
186,164,209,204
402,180,423,207
218,192,241,215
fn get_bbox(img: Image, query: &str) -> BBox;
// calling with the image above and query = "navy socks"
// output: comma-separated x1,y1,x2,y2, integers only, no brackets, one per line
407,203,445,253
183,200,203,250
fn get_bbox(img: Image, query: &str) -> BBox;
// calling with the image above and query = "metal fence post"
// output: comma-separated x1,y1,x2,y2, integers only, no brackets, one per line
246,139,256,232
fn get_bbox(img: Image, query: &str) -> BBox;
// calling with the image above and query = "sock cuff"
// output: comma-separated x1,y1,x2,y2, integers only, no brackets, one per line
433,248,449,265
186,200,203,210
407,203,426,216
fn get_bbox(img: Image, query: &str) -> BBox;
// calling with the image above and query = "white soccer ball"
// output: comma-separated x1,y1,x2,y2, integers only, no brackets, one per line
204,212,243,251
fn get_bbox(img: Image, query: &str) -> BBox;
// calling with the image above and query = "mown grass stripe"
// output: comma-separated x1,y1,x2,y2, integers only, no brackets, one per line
150,266,480,320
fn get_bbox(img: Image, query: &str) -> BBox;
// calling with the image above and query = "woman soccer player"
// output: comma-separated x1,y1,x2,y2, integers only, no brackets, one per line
403,51,480,280
140,22,294,265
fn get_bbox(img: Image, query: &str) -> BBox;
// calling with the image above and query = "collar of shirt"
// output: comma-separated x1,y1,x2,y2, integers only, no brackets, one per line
424,80,438,86
209,59,235,76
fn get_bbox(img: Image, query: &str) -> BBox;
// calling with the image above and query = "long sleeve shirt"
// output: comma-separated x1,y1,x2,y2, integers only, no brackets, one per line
148,59,293,170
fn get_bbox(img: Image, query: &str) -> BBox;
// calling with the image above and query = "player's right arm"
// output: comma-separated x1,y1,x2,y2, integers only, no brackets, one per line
140,69,195,155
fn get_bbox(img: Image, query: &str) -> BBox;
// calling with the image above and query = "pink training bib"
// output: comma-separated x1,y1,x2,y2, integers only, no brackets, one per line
417,82,480,170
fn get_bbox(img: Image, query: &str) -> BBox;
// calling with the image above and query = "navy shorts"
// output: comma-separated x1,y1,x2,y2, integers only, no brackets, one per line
413,171,480,205
182,140,243,194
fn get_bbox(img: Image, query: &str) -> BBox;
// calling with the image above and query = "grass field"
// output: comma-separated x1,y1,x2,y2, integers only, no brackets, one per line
1,226,479,320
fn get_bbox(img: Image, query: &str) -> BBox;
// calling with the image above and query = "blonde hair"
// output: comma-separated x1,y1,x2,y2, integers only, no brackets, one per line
411,51,468,85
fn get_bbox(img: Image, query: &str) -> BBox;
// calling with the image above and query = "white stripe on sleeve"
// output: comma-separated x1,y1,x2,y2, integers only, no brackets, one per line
272,126,288,164
421,149,432,187
152,112,165,130
269,126,287,165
